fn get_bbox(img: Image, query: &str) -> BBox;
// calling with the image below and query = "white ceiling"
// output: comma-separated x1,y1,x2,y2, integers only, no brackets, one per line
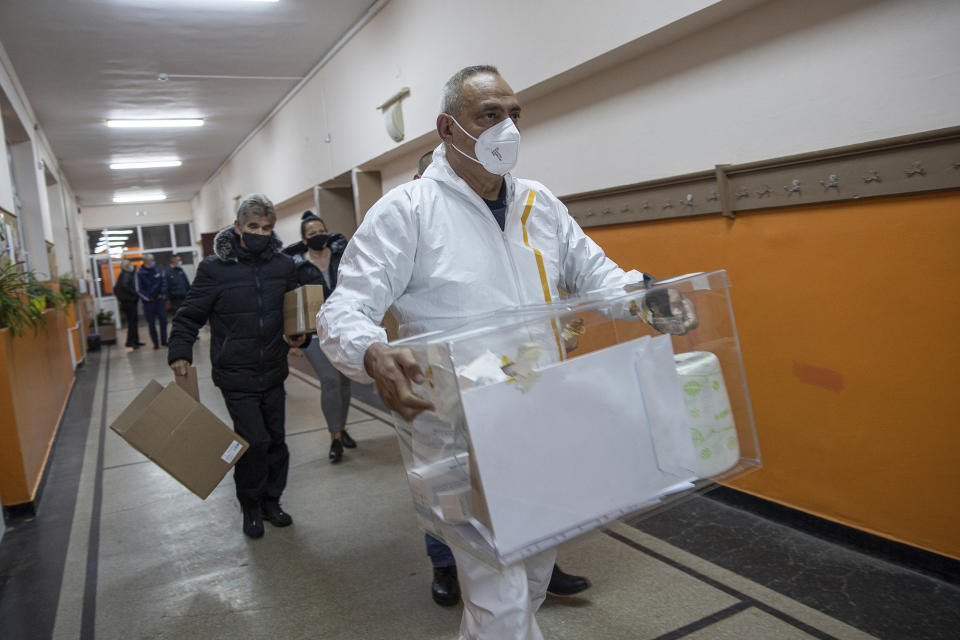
0,0,380,206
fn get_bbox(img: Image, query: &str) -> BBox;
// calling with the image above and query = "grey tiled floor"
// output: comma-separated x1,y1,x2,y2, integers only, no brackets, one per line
4,336,893,639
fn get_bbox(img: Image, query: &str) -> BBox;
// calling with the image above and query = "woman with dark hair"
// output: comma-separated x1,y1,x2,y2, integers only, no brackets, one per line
284,211,355,462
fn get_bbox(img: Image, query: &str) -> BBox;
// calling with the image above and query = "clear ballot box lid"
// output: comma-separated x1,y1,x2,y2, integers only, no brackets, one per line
389,270,761,566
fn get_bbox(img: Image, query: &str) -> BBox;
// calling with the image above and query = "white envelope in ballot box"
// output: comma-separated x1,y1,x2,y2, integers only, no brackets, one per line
390,270,761,566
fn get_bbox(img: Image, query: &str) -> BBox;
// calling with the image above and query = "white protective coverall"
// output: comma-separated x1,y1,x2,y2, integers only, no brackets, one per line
318,143,645,640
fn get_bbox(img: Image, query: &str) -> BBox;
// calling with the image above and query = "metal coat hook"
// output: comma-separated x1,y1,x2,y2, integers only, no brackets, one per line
707,191,719,202
602,208,613,216
952,162,960,170
620,205,631,214
904,161,926,177
662,200,674,210
756,185,773,198
584,209,597,218
784,179,802,195
863,170,881,183
682,194,695,209
639,201,650,211
735,187,750,199
819,174,839,191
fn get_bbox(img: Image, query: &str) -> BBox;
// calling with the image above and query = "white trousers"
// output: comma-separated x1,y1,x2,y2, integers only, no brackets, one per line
453,546,557,640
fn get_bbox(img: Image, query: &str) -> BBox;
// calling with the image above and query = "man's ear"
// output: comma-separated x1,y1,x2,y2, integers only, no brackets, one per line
436,113,453,142
233,220,242,234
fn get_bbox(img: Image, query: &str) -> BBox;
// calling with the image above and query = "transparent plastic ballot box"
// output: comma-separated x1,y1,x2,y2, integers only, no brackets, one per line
389,270,761,567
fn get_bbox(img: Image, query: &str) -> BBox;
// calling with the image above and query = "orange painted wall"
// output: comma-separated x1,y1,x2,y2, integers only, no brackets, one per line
0,307,76,506
585,190,960,559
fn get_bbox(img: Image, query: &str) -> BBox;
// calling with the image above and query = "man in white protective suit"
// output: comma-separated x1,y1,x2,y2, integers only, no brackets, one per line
318,65,676,640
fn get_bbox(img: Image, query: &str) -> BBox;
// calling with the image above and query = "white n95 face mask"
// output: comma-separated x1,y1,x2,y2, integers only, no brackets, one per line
449,116,520,175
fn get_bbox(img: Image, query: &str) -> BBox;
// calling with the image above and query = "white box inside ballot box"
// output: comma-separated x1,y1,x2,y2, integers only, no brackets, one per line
390,270,761,566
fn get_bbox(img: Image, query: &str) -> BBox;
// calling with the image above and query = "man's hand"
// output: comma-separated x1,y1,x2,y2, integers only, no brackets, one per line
364,342,435,422
632,288,699,335
284,333,307,348
170,358,190,377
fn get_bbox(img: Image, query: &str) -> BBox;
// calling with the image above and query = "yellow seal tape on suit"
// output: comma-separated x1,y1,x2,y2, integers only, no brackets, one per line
520,190,564,358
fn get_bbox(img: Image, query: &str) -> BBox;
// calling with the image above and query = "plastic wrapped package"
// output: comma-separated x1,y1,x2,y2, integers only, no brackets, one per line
390,270,760,566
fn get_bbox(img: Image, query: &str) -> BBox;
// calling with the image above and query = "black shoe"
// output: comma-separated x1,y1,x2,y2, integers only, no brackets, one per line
261,501,293,527
153,344,160,350
329,439,343,462
547,565,590,596
340,430,357,448
242,504,264,539
431,566,460,606
136,342,147,346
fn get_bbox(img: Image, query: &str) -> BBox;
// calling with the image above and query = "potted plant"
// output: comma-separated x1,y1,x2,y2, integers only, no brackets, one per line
58,273,80,304
0,261,44,337
25,271,65,313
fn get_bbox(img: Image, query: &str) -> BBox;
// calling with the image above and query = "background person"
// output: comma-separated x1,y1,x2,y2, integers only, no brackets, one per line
166,254,191,322
168,194,306,539
283,211,355,463
114,258,143,351
137,253,167,349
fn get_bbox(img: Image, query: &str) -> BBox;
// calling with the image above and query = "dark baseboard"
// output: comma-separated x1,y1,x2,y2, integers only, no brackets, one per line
705,486,960,586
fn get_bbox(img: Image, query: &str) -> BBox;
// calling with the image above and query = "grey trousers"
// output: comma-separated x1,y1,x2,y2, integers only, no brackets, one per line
304,340,352,433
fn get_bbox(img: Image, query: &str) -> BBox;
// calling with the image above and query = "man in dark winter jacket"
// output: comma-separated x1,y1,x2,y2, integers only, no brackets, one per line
168,194,306,539
114,259,143,351
165,254,191,323
137,253,167,349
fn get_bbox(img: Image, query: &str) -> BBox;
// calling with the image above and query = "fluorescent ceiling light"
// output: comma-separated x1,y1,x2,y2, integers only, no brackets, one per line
110,160,182,170
104,229,134,235
106,119,204,128
113,193,167,203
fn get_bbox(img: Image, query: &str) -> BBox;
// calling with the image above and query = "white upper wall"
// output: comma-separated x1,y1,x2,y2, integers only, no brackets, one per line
194,0,960,233
517,0,960,194
0,38,83,275
193,0,737,232
81,200,194,230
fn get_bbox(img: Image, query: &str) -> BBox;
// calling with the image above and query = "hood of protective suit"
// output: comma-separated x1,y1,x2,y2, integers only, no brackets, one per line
318,142,642,382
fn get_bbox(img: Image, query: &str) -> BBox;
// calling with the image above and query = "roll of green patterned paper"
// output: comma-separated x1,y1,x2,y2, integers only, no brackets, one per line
674,351,739,477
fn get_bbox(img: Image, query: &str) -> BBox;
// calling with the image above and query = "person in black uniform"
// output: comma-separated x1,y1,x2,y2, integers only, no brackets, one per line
168,194,306,539
283,211,355,463
114,258,143,351
165,254,191,323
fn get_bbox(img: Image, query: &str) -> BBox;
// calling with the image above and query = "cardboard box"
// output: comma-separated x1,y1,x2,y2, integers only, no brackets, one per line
98,324,116,344
109,367,249,499
283,284,324,335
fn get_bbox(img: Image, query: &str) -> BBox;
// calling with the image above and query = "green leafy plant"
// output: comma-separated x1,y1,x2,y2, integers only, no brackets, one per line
0,261,44,337
96,309,114,326
58,273,81,304
25,271,66,311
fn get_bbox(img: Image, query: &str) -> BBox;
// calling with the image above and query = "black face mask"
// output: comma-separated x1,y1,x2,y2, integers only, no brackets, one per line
306,234,329,250
242,232,271,254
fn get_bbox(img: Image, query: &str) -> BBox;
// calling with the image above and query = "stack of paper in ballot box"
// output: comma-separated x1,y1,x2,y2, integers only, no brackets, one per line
390,270,761,567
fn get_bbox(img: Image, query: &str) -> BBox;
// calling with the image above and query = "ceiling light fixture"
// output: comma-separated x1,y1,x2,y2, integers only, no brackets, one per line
104,229,134,235
110,160,182,170
106,119,204,128
113,193,167,203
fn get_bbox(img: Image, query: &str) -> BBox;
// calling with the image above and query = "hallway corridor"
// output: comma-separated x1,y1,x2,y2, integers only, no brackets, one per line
0,339,956,639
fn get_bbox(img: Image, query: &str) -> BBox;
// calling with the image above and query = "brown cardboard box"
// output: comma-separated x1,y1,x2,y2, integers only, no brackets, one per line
109,367,248,499
98,323,117,344
283,284,325,336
